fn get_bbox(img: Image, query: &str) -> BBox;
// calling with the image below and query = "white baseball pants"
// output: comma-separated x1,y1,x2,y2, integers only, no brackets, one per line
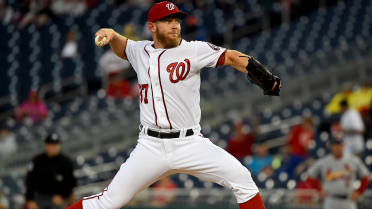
82,131,259,209
324,197,356,209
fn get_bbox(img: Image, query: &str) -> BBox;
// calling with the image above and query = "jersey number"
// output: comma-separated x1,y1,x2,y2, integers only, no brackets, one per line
139,84,148,104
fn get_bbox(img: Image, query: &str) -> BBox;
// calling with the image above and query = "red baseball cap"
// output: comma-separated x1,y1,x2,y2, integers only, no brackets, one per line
148,1,187,22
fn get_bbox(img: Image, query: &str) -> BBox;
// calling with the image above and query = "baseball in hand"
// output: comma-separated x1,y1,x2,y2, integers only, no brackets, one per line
95,35,107,47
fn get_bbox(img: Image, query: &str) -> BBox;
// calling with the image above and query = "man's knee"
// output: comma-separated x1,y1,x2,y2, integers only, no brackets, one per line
231,165,255,185
227,165,260,203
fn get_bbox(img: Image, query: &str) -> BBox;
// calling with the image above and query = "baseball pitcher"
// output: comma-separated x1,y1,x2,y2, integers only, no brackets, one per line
307,138,370,209
68,1,281,209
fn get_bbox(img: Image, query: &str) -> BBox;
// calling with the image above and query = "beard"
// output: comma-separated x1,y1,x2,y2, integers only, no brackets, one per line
156,29,181,49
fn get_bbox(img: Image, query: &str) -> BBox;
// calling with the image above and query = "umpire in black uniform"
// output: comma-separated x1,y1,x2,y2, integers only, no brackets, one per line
25,133,77,209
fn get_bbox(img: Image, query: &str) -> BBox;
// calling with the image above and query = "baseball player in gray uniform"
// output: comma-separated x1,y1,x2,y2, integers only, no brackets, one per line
307,137,370,209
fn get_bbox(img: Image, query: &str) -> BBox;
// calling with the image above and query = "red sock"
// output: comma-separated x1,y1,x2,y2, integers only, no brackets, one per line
239,193,265,209
67,199,83,209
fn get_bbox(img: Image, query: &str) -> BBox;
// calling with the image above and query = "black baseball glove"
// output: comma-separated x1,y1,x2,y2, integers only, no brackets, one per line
245,56,281,96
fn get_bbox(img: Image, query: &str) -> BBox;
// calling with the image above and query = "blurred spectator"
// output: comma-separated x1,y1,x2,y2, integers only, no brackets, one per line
99,50,130,75
106,72,134,99
295,177,322,204
226,122,256,160
51,0,87,16
246,142,274,177
0,0,14,24
326,87,353,114
350,83,372,114
340,99,365,156
274,145,313,177
99,23,139,74
326,84,372,114
123,23,140,41
273,117,315,177
16,90,48,123
0,123,17,158
288,117,314,159
368,102,372,138
184,15,207,41
18,0,56,28
151,176,178,207
113,0,150,8
99,48,137,99
126,0,151,9
141,23,153,40
0,192,9,209
25,134,77,209
274,145,295,176
61,30,78,59
83,0,98,9
352,84,372,139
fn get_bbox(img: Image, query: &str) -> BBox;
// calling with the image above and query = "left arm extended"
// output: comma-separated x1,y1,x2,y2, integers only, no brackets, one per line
223,50,250,73
223,50,281,96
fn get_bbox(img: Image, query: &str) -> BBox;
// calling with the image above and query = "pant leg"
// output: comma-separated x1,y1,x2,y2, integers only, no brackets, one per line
82,137,170,209
324,198,356,209
169,135,259,203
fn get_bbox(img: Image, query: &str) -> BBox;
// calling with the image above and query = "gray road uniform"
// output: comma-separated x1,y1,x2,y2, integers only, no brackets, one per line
307,154,370,209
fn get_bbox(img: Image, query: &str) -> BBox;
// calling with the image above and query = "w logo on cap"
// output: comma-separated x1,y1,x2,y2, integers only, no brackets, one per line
166,3,175,10
148,1,187,22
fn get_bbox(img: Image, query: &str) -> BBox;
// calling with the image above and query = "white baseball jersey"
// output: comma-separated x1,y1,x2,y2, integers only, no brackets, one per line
77,39,260,209
125,39,226,129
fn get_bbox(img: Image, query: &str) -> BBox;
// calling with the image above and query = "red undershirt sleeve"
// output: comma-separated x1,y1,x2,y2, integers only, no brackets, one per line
356,176,370,194
216,50,227,67
216,49,227,67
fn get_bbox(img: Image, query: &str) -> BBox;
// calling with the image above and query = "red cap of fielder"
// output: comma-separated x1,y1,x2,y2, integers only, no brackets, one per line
148,1,188,22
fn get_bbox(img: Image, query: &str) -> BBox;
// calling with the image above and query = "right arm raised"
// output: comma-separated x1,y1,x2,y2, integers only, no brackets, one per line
95,28,129,60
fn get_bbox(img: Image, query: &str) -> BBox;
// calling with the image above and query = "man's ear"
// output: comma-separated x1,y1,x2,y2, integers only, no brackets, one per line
147,22,156,33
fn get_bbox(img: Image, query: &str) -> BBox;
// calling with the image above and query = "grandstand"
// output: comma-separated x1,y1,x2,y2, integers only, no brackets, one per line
0,0,371,209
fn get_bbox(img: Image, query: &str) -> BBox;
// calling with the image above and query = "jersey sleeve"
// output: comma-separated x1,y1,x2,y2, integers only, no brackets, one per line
124,39,136,65
307,160,323,179
355,157,370,178
195,41,226,69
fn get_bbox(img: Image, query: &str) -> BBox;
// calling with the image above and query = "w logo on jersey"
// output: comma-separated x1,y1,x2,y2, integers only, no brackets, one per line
166,59,190,83
166,3,175,10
